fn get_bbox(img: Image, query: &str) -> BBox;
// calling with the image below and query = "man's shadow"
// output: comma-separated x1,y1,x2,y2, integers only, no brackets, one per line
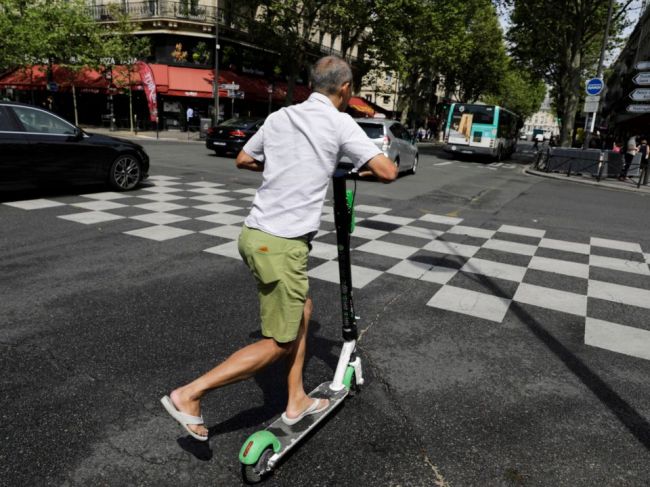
177,320,341,459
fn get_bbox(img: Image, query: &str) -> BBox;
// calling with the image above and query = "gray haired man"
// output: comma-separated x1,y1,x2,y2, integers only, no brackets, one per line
162,56,397,441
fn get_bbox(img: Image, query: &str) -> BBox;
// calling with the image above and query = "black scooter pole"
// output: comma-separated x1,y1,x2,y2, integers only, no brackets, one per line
332,169,357,342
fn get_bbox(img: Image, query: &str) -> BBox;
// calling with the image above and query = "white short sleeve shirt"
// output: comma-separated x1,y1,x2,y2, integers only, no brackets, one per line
242,92,381,238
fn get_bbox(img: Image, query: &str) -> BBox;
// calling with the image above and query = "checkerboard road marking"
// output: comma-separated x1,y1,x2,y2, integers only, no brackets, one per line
3,176,650,361
4,199,66,210
58,211,125,224
427,286,511,323
124,225,194,241
585,318,650,361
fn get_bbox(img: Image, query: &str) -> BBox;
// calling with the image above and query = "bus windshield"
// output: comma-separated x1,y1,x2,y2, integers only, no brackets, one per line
451,105,495,125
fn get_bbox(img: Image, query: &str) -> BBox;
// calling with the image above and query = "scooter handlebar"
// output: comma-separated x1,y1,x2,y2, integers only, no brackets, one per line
333,164,374,180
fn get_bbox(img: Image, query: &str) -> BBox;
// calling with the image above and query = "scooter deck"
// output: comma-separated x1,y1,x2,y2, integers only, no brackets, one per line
266,381,348,457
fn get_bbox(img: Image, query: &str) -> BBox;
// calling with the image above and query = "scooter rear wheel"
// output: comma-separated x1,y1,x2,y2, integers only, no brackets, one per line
241,447,273,484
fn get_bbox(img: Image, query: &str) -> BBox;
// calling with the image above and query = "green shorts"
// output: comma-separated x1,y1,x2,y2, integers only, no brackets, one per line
238,226,309,343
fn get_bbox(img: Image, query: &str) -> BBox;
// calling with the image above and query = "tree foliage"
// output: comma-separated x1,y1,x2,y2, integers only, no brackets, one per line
6,0,102,69
484,63,547,121
366,0,525,124
506,0,631,145
247,0,330,104
100,5,151,130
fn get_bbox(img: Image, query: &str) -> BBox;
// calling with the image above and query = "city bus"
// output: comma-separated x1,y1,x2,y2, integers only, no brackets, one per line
443,103,520,160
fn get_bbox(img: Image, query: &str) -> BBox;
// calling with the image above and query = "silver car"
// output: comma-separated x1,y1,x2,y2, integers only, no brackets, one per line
340,118,419,174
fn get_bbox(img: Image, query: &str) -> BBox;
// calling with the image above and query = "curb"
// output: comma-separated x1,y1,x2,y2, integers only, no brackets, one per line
82,127,204,144
523,165,650,195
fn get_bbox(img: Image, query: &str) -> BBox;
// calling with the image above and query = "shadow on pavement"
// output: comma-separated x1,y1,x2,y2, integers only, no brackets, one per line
417,143,535,166
177,320,341,460
464,268,650,451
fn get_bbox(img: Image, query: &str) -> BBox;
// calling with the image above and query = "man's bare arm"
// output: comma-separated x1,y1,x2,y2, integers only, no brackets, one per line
236,150,264,172
361,153,398,183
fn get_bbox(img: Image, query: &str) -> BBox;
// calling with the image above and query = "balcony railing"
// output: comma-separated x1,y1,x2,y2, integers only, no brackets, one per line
89,1,247,28
89,1,347,58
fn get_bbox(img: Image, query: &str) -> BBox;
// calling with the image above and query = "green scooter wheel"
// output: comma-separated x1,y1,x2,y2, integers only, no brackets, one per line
241,447,273,484
239,430,280,484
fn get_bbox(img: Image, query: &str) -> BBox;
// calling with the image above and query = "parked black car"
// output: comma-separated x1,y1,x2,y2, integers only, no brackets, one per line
206,117,265,156
0,102,149,191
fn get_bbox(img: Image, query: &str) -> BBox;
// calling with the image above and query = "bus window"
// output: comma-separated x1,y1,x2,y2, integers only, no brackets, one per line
452,105,495,125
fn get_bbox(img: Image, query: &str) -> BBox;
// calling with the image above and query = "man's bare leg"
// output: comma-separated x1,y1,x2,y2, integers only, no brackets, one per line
170,337,291,437
284,298,329,418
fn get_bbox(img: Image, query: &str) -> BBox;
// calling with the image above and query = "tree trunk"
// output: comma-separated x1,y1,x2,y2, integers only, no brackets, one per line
129,87,134,132
285,72,296,106
72,84,79,126
559,53,582,147
128,68,134,131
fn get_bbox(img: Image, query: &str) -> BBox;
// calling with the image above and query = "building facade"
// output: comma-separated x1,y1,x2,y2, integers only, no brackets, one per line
0,0,378,129
522,93,559,139
602,4,650,138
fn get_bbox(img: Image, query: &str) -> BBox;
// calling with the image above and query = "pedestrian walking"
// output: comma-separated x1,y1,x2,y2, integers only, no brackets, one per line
639,138,649,185
619,135,638,181
160,55,397,441
185,106,194,132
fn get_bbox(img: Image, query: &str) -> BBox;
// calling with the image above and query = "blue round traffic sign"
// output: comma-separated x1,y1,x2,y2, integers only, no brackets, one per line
586,78,603,96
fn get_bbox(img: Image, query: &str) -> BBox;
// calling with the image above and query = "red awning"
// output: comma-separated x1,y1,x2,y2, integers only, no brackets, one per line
148,64,311,103
348,97,375,117
0,65,142,93
0,63,312,103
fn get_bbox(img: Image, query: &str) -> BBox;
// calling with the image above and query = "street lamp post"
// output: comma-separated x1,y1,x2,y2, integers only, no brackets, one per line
267,83,274,115
213,2,220,126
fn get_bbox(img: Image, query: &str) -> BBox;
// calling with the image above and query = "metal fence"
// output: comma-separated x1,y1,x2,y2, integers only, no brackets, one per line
535,147,605,180
534,147,647,185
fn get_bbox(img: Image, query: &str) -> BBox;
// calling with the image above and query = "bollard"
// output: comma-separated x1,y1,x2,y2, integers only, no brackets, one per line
596,153,604,182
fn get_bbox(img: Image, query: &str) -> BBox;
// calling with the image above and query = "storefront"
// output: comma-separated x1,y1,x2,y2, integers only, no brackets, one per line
0,63,313,129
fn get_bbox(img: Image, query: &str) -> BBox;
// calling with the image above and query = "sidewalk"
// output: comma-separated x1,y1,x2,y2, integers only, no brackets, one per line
525,165,650,195
81,126,205,143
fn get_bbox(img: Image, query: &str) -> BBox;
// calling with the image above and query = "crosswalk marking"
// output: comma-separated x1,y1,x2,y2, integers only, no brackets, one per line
585,318,650,361
587,280,650,309
514,283,588,316
4,175,649,362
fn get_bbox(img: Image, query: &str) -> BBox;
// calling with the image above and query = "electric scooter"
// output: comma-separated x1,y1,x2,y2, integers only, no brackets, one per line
238,168,364,483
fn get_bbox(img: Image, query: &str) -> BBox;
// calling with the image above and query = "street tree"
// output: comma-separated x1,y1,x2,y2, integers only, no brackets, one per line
506,0,633,146
369,0,509,126
100,5,151,131
0,1,25,74
248,0,331,105
440,0,508,104
484,63,547,121
2,0,104,123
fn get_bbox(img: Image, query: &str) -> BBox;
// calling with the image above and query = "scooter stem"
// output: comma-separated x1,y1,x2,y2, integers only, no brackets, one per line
332,172,358,341
330,340,356,391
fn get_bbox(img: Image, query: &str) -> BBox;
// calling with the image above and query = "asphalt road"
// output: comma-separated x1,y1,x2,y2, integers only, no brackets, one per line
1,139,649,486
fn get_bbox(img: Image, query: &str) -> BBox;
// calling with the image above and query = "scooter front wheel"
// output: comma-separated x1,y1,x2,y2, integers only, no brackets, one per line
241,447,273,484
